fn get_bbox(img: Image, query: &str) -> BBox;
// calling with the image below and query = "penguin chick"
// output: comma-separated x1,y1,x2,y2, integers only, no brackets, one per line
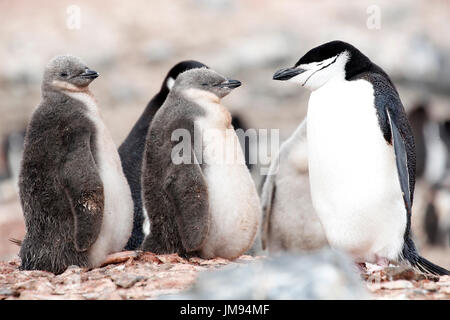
141,68,260,260
19,55,133,274
119,60,207,250
273,40,449,275
261,118,328,253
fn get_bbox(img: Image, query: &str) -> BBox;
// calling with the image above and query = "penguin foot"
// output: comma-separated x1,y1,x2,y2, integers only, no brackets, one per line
101,250,139,267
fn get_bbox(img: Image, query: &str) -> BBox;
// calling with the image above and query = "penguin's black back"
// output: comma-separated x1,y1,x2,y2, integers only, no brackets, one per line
119,92,166,250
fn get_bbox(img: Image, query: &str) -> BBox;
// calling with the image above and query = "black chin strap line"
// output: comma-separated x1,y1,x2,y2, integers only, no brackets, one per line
302,55,338,86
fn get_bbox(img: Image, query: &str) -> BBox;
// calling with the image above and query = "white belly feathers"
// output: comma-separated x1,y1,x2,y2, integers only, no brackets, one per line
64,91,134,266
306,78,406,262
183,89,260,259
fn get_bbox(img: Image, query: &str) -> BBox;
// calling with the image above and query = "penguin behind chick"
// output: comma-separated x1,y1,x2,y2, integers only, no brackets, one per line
261,119,328,253
18,55,133,274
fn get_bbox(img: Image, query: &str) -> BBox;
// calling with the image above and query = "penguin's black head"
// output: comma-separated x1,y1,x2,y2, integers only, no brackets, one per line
43,55,99,93
173,67,241,99
273,40,373,90
161,60,209,93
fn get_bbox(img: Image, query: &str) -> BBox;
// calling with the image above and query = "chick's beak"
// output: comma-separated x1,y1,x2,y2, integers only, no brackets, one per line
79,69,99,79
216,79,241,89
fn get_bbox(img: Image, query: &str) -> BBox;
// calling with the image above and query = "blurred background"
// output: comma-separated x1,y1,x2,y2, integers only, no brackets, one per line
0,0,448,266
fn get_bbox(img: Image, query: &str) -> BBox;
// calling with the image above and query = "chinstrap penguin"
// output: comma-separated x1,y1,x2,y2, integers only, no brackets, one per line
141,68,260,259
119,60,208,250
18,55,133,274
261,118,328,253
273,40,449,275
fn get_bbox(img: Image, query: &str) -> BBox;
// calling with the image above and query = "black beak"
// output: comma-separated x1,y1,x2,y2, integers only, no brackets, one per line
216,79,241,89
273,67,306,81
79,69,99,79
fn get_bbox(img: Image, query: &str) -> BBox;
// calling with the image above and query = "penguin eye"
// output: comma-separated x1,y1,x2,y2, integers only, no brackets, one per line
60,72,68,77
201,83,208,87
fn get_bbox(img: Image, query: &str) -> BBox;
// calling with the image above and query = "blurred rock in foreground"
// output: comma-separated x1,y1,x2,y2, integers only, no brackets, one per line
165,249,370,300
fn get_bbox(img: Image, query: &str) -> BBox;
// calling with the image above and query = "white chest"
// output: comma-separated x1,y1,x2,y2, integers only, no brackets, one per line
184,89,260,259
306,79,406,262
63,91,133,266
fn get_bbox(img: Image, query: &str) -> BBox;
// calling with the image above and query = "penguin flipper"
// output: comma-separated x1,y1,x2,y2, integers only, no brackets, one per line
385,93,448,275
386,109,412,214
60,128,104,252
163,152,209,253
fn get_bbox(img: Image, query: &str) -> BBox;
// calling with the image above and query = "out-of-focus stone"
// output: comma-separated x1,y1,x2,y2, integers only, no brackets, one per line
112,274,146,289
423,281,439,292
165,250,370,300
101,250,139,267
0,287,19,297
440,286,450,294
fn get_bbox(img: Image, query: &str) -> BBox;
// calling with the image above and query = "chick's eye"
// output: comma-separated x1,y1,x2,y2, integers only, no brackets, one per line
201,83,208,86
60,72,68,77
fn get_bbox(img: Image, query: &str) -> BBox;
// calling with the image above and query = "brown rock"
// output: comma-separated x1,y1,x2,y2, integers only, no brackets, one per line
111,274,146,289
100,250,139,267
139,252,163,264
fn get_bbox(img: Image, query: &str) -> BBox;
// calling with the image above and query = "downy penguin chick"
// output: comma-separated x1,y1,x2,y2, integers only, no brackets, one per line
141,68,260,259
261,118,328,253
19,55,133,274
119,60,207,250
273,40,449,275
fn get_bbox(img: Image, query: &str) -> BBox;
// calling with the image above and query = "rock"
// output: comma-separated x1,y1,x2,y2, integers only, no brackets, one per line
423,281,439,292
112,274,146,289
380,280,414,290
383,266,428,281
101,250,139,267
0,287,19,298
157,254,188,264
189,257,230,266
139,252,163,264
165,249,370,300
440,286,450,295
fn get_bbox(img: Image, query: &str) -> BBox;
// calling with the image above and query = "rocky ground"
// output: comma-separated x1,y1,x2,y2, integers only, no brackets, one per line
363,264,450,299
0,252,261,300
0,251,448,300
